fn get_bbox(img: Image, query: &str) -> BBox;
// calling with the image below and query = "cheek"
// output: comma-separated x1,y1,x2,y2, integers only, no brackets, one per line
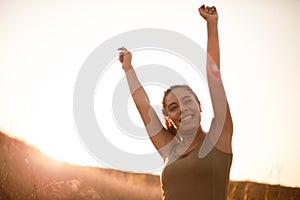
168,113,180,126
168,113,178,121
193,103,201,112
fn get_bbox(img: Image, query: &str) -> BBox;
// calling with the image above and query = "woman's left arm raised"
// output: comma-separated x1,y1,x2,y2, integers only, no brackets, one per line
199,5,233,153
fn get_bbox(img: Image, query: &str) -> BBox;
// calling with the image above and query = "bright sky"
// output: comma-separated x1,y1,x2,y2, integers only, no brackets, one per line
1,0,300,187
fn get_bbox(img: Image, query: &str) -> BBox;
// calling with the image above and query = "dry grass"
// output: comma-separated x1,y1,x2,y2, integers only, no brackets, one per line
227,181,300,200
0,131,299,200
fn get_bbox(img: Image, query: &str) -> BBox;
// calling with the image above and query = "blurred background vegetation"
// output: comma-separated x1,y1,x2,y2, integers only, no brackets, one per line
0,131,299,200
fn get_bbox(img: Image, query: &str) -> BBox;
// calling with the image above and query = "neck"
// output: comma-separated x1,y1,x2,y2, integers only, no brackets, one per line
179,126,205,147
174,126,206,156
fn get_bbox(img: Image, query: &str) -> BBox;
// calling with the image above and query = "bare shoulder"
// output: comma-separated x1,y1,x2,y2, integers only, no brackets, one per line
150,128,177,159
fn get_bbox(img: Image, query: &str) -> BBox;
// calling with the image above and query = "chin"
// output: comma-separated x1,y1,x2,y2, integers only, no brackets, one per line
178,125,199,136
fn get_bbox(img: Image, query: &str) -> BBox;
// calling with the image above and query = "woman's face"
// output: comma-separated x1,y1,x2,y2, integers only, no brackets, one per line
164,87,201,135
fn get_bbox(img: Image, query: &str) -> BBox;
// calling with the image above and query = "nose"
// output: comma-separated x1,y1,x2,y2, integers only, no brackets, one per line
180,104,188,114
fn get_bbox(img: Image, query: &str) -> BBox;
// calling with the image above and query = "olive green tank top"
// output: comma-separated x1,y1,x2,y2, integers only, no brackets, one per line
161,137,232,200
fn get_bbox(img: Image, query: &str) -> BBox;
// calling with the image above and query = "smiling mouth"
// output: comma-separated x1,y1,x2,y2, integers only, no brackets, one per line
181,115,193,122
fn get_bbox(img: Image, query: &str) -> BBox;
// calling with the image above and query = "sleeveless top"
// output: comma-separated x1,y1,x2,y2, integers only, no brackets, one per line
161,136,232,200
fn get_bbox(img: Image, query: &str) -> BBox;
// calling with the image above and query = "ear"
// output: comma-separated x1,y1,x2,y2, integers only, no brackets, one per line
198,101,202,112
166,116,177,130
164,116,171,129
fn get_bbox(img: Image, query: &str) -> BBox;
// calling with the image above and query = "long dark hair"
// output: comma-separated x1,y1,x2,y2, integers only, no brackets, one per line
161,85,200,136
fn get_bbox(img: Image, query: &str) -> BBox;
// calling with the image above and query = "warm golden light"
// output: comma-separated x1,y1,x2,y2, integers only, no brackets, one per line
0,0,299,188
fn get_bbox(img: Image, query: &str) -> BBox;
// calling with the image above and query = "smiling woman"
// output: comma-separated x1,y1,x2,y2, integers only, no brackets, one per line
162,85,202,137
1,0,300,189
117,4,233,199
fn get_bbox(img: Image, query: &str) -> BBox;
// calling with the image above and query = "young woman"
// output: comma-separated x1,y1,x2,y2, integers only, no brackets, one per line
118,5,233,200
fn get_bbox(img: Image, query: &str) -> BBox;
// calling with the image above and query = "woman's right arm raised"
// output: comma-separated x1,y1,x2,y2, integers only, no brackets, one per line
118,47,173,158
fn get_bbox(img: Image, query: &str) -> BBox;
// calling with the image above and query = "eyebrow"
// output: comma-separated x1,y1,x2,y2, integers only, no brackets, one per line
181,95,192,101
167,95,192,110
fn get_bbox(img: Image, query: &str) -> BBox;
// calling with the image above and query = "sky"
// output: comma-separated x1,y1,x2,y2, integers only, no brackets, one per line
0,0,300,187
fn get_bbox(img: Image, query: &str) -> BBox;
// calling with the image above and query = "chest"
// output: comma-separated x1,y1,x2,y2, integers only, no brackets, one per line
162,146,231,185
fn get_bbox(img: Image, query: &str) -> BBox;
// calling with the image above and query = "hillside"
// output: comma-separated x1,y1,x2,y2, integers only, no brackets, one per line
0,131,161,200
0,131,299,200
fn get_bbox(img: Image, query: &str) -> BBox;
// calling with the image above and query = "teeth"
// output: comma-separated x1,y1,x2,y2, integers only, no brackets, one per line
182,115,193,121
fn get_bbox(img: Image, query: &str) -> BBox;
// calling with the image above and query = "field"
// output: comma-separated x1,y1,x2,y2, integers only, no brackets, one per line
0,131,299,200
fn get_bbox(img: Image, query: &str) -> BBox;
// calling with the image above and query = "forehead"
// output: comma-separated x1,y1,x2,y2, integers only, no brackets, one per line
165,88,194,104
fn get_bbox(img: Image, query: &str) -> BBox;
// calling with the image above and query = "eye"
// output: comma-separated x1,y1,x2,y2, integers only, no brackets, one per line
169,105,178,112
182,98,193,105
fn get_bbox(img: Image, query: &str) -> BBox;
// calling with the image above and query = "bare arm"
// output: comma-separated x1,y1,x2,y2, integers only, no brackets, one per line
199,5,233,153
118,47,173,158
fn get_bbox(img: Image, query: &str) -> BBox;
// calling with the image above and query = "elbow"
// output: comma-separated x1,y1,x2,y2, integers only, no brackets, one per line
132,93,150,109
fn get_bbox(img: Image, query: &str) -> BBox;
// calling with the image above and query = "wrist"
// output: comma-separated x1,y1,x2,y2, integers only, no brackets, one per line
123,63,133,72
206,19,218,26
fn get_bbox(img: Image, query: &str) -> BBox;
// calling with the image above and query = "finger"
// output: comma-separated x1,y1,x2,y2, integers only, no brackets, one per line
211,6,217,14
118,47,128,52
199,4,205,11
122,47,130,52
205,6,209,13
119,54,124,62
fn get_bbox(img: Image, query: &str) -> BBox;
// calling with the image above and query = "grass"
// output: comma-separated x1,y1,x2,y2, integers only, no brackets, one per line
0,131,299,200
227,181,300,200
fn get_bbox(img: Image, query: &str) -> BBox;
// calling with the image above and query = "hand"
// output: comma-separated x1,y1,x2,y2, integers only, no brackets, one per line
118,47,132,71
198,5,218,22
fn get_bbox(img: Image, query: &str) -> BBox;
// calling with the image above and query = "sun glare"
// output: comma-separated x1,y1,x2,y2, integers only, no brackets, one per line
0,0,300,188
